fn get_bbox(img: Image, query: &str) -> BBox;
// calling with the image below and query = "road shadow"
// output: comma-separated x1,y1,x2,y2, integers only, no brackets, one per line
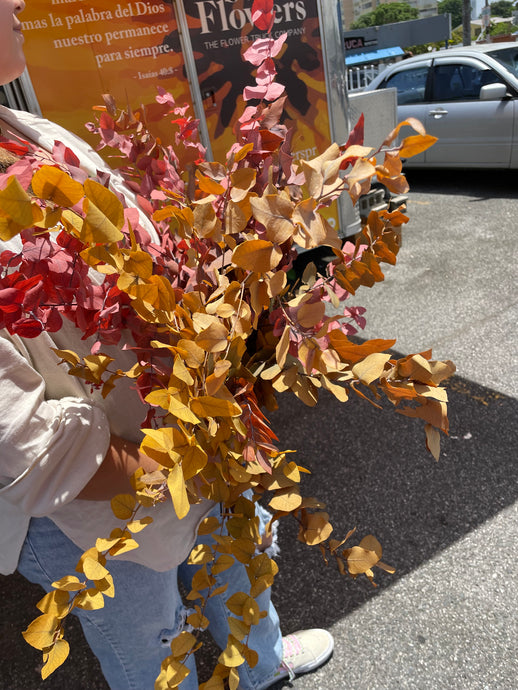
1,369,516,688
405,169,518,200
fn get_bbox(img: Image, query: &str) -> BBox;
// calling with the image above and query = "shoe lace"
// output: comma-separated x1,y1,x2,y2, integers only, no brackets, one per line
280,634,303,681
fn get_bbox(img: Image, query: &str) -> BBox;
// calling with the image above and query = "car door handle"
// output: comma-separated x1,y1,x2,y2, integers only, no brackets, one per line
429,108,449,118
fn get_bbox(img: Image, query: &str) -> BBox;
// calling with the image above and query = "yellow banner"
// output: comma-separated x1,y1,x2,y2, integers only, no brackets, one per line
21,1,193,147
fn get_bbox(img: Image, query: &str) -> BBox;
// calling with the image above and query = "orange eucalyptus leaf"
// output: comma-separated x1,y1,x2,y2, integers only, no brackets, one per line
399,134,437,158
329,332,396,365
232,239,282,273
196,170,225,195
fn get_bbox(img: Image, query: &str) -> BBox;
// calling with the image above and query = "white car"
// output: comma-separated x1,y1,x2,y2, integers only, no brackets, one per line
365,43,518,168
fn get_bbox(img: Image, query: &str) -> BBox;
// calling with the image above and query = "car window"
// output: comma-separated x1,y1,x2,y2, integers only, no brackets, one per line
381,66,428,105
486,47,518,78
431,63,501,101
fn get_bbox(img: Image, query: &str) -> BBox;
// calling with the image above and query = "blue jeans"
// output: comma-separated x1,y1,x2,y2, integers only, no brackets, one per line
17,509,282,690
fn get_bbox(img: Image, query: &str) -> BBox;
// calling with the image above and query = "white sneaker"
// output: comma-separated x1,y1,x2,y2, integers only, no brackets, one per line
256,628,334,689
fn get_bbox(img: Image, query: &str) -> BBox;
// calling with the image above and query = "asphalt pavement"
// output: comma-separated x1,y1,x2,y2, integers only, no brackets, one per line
1,169,517,689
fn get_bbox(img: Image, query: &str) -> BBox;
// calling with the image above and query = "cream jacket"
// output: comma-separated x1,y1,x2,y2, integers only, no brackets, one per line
0,106,211,575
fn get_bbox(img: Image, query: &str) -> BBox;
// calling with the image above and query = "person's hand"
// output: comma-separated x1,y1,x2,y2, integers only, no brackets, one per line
77,435,159,501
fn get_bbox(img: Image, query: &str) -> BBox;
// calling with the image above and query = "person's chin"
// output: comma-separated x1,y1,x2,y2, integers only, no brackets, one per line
2,63,26,86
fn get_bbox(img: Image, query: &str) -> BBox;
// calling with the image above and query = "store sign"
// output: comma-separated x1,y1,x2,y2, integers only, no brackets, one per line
184,0,332,168
345,37,365,51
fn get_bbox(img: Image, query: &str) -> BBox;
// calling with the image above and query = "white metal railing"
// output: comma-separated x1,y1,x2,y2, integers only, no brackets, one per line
346,62,397,91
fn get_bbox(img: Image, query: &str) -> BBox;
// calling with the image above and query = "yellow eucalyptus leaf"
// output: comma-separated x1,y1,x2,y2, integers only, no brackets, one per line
228,616,250,641
51,575,85,592
32,165,84,207
206,359,232,396
229,667,241,690
164,659,191,686
352,353,392,385
225,199,249,234
76,547,105,574
250,194,295,244
218,636,246,668
193,200,222,239
190,564,215,593
232,142,254,162
268,488,302,512
242,646,259,670
297,301,325,328
241,597,260,627
172,355,195,386
212,554,236,575
265,269,287,298
231,537,255,564
225,591,248,617
347,157,376,187
82,556,110,581
81,198,124,244
425,422,441,461
145,388,171,410
61,208,84,236
108,537,140,556
190,395,241,419
186,611,210,631
95,574,115,598
110,493,136,520
0,176,34,239
359,535,383,558
170,630,197,657
36,590,70,618
84,178,124,228
167,463,190,519
209,584,229,598
299,512,333,545
22,614,59,650
199,675,226,689
176,339,206,367
195,321,229,353
275,326,290,369
188,543,213,565
126,516,153,533
292,197,332,250
123,249,153,278
75,588,105,611
168,394,201,424
283,461,301,483
346,545,380,575
182,444,208,480
197,516,221,536
41,638,70,680
320,375,348,402
83,354,114,382
52,348,81,366
230,168,256,200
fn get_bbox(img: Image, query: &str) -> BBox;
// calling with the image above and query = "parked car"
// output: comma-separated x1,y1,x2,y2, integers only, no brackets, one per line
365,43,518,168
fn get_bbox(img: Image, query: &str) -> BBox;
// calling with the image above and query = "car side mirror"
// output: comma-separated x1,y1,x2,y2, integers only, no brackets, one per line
480,83,508,100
